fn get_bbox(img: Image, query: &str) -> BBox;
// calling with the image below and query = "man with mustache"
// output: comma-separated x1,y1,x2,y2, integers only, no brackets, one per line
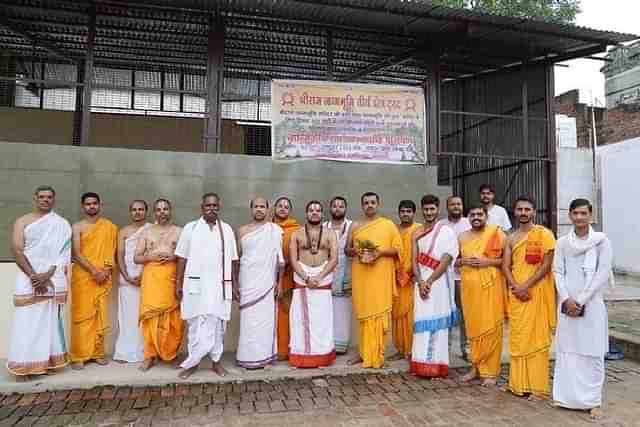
272,196,301,361
174,193,238,378
346,192,402,369
479,184,512,232
502,196,556,400
135,198,184,373
458,203,506,386
409,195,459,378
289,201,338,367
69,192,118,370
113,200,150,364
552,199,612,419
389,200,421,361
7,186,72,380
236,197,284,369
438,196,471,360
323,196,353,354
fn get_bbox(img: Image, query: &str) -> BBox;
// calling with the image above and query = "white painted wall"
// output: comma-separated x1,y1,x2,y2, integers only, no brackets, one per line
557,147,595,237
599,137,640,275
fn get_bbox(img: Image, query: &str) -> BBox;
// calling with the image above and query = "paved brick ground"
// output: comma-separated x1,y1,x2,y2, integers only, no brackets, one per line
1,359,640,426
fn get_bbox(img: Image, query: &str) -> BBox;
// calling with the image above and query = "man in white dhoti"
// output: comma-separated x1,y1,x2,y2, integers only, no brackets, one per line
7,186,71,380
323,196,352,354
113,200,150,363
236,197,284,369
410,194,459,378
175,193,238,379
553,198,613,420
289,201,338,367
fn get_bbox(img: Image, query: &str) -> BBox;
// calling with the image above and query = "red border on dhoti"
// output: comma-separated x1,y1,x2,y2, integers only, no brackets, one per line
409,361,449,378
289,350,336,368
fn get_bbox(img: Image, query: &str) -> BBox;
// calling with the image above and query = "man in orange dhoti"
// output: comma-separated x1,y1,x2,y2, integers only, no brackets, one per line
346,192,402,369
502,197,556,400
389,200,421,361
273,196,301,361
458,204,506,386
134,198,184,372
70,192,118,369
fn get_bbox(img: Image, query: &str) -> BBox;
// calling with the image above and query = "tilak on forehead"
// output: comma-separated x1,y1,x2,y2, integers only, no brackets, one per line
274,196,293,209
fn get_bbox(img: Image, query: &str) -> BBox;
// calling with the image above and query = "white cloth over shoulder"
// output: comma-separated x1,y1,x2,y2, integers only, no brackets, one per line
437,217,470,281
487,205,512,232
553,228,612,357
114,224,149,363
175,217,238,321
14,212,72,302
411,224,459,372
237,223,283,368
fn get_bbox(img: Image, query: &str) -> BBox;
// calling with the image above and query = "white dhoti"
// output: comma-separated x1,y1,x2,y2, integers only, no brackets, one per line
290,263,336,367
180,315,225,369
7,211,71,376
332,295,352,354
553,352,604,409
7,300,68,375
114,225,148,363
237,223,282,368
325,220,352,354
410,224,459,378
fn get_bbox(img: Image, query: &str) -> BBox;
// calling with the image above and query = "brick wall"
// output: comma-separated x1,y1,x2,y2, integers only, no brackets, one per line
555,89,640,146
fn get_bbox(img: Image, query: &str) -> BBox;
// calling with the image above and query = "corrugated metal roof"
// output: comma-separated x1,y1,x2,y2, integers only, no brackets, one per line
0,0,636,85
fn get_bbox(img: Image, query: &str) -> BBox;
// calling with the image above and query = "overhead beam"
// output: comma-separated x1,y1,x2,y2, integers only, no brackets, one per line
0,16,75,62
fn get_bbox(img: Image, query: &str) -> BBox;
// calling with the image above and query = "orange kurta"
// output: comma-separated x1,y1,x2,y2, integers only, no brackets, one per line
352,217,402,368
70,218,118,363
275,217,301,360
139,261,184,361
460,224,506,379
392,222,421,356
508,225,556,397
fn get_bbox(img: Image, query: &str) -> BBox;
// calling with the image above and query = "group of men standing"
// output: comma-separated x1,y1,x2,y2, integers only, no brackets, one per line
7,184,613,418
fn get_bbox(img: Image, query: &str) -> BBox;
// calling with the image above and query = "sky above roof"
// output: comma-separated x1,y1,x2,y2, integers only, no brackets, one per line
555,0,639,105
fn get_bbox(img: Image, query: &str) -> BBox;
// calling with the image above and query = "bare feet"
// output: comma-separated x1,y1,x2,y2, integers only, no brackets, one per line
347,356,363,366
114,359,128,364
589,407,603,420
94,358,109,366
387,352,405,362
527,394,547,402
178,366,198,379
277,355,288,362
481,378,497,387
71,362,84,370
139,358,155,372
459,367,478,383
15,375,31,382
212,362,227,377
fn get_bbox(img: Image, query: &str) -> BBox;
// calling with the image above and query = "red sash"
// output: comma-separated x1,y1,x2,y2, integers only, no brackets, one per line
416,223,444,270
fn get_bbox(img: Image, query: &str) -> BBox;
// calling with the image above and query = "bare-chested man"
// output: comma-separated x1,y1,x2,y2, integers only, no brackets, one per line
288,200,338,367
7,186,72,380
135,199,184,372
70,192,118,369
236,197,284,369
113,200,150,363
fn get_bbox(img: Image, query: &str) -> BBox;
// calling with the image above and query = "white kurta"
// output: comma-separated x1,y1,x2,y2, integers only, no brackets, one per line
487,205,512,231
324,219,352,353
410,224,459,378
237,223,283,368
552,232,613,409
7,211,71,376
175,218,238,369
113,223,149,363
290,263,335,367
